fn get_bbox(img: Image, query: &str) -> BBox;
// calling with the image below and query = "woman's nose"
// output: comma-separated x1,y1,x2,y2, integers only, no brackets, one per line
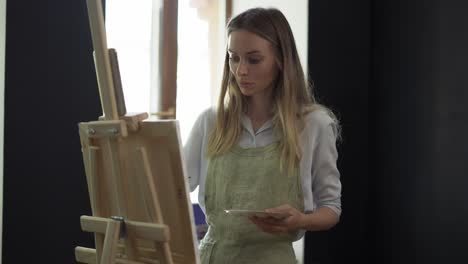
236,59,248,76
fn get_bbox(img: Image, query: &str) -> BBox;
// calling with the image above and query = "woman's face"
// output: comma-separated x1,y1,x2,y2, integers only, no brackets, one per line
228,30,279,98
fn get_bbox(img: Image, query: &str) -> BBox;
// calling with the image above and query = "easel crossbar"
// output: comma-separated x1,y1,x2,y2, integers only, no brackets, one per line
80,215,171,242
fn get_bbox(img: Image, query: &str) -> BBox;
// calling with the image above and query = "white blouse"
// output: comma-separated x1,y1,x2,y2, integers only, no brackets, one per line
183,108,342,218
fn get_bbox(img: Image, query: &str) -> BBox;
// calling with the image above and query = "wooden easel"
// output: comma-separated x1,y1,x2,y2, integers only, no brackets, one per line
74,1,199,263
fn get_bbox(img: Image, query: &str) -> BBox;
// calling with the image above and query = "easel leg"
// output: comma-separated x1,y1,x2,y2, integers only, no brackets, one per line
104,138,141,260
100,218,121,264
104,138,126,216
88,146,105,262
135,147,174,264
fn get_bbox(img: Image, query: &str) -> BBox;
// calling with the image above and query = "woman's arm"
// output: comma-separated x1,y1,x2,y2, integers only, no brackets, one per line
183,111,206,192
310,116,342,222
299,207,339,231
250,112,342,233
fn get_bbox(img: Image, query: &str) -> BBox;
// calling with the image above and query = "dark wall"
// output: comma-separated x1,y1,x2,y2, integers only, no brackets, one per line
3,0,98,262
306,0,371,263
306,0,468,263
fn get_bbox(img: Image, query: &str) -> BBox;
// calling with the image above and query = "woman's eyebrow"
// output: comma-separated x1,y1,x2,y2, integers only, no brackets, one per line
246,50,261,54
228,49,262,55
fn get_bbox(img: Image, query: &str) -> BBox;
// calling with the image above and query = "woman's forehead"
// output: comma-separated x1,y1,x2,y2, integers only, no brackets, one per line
228,30,272,54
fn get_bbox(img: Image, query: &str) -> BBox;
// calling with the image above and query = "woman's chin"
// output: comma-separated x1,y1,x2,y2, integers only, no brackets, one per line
239,88,255,96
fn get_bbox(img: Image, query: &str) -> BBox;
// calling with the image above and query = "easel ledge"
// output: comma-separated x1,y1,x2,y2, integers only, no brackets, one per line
75,215,169,264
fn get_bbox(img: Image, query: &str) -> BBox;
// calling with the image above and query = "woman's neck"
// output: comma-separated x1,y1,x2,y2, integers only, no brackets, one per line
246,95,273,122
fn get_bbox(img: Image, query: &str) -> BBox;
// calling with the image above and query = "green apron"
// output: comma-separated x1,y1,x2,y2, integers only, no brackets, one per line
200,143,304,264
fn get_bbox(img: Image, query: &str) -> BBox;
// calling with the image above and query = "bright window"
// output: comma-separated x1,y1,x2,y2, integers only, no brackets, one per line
178,0,222,202
106,0,160,113
106,0,221,203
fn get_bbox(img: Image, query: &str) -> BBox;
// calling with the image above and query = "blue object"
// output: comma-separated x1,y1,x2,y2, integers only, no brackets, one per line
192,203,206,225
192,203,208,240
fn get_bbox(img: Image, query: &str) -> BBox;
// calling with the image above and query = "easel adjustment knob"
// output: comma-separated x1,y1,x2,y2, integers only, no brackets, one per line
109,128,118,135
111,216,126,239
111,216,124,221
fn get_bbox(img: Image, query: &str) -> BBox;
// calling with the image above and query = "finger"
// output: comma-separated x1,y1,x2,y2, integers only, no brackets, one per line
253,216,281,225
251,221,271,232
254,220,288,234
259,217,284,225
249,217,264,226
259,224,287,234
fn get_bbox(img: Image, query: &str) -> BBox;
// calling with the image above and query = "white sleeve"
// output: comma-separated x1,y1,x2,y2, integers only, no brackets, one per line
311,117,342,217
183,112,205,192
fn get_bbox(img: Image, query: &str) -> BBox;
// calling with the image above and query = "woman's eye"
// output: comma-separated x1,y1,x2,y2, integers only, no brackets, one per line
229,55,240,62
248,58,261,64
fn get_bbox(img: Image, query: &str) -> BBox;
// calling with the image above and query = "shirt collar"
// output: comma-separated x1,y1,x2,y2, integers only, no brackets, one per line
241,113,274,136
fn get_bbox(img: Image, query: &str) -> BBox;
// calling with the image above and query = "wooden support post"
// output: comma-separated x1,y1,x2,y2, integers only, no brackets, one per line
86,0,118,119
100,217,122,264
135,147,174,264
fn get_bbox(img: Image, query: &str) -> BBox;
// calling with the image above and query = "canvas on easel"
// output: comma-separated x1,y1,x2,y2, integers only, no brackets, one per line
74,1,199,263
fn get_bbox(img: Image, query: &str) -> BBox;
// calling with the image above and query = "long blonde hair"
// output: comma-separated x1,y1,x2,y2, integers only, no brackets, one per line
207,7,337,176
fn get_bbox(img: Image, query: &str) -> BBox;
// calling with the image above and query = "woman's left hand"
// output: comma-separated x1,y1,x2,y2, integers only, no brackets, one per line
248,204,306,234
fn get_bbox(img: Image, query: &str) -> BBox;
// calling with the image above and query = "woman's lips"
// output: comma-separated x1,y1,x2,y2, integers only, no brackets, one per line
240,81,254,87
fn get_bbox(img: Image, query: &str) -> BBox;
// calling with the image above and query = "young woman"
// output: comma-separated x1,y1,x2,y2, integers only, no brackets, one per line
184,7,342,264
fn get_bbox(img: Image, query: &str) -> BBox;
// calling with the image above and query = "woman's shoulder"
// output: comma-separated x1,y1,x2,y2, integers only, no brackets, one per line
303,109,339,138
195,107,217,128
304,109,335,127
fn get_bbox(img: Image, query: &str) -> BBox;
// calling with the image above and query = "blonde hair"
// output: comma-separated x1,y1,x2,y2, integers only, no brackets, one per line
207,7,338,176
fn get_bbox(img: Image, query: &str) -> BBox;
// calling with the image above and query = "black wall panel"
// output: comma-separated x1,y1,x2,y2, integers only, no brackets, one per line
306,0,468,263
3,0,98,262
